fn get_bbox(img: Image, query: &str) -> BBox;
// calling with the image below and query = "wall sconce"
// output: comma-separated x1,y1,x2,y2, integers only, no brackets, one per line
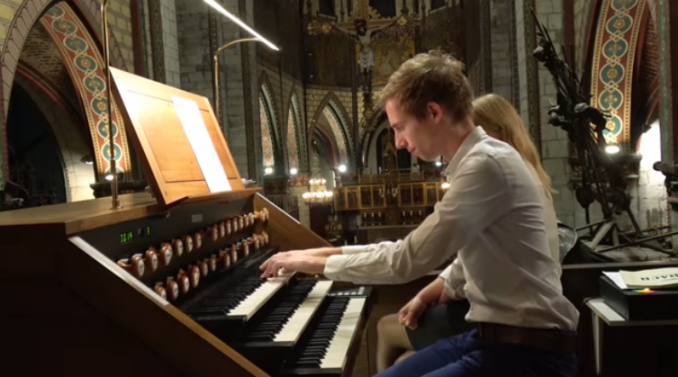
290,168,298,175
337,164,347,173
264,167,274,175
605,144,621,155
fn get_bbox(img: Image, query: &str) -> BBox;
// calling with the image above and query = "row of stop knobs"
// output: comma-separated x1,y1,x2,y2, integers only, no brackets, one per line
153,232,271,301
208,208,270,242
117,231,269,281
116,208,270,279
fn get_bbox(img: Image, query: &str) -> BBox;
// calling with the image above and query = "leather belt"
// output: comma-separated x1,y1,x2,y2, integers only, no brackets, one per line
477,322,578,354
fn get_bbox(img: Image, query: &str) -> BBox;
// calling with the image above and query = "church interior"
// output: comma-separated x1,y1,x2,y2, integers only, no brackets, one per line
2,0,678,376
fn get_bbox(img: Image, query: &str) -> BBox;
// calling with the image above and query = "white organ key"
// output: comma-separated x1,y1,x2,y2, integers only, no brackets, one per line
228,270,295,319
320,298,366,369
274,280,334,343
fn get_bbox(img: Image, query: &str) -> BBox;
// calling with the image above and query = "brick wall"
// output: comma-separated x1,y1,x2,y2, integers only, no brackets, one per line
305,87,355,135
107,0,134,71
514,0,530,124
176,0,212,98
161,0,180,87
489,0,515,104
175,0,259,180
573,0,589,74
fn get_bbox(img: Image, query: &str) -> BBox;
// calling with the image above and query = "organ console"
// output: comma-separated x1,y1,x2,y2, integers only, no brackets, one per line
0,68,372,377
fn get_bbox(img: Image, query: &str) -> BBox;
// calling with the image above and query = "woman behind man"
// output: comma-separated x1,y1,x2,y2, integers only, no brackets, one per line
376,93,561,372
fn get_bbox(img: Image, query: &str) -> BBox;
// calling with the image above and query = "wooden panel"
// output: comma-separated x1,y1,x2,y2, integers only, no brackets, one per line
110,67,243,207
1,279,188,377
64,237,268,377
0,193,158,232
253,193,330,251
0,220,270,377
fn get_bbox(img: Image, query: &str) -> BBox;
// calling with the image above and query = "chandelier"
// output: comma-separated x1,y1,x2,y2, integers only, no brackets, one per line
302,178,334,205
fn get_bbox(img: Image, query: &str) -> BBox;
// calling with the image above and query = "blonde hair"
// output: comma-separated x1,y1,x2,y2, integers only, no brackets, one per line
379,50,472,121
472,94,554,195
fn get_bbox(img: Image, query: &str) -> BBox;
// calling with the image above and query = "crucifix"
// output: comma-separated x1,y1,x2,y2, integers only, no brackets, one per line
333,18,396,94
306,0,408,123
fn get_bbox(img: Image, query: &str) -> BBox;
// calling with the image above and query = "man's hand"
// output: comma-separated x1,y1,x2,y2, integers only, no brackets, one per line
397,296,428,330
260,252,328,278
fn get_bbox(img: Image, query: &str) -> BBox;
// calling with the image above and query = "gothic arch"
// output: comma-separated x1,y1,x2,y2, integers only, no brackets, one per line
259,79,283,172
312,126,339,168
360,110,387,169
286,87,307,171
309,92,353,167
258,71,281,138
14,71,96,201
39,3,131,178
587,0,647,149
0,0,129,186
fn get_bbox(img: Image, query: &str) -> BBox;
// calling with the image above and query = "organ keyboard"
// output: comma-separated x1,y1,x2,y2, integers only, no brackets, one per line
0,68,373,377
0,192,373,377
281,293,371,377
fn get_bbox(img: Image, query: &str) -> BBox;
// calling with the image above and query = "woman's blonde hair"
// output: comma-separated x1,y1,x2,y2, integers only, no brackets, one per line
472,94,554,195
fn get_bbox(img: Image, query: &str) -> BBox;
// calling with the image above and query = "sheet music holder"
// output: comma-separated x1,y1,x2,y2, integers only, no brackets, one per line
109,67,256,207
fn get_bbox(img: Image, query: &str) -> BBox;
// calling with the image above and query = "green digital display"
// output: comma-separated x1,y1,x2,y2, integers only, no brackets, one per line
120,231,134,244
119,226,151,244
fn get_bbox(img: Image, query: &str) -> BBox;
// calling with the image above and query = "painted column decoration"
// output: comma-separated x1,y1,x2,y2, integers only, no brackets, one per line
260,96,276,169
41,3,131,179
287,107,300,170
590,0,645,150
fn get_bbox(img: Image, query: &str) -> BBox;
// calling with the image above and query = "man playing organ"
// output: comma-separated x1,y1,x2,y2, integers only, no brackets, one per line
260,50,580,377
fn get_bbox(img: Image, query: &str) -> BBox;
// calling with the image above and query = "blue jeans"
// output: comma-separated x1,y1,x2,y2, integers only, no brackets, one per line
376,329,578,377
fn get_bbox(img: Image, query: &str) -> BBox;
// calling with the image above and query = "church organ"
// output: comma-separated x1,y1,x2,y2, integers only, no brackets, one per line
0,69,372,377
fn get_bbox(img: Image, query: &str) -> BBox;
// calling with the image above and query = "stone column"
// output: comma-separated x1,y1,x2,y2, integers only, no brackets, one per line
489,0,518,105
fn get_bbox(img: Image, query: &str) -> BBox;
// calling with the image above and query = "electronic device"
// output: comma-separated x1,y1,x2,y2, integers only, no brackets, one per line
599,275,678,321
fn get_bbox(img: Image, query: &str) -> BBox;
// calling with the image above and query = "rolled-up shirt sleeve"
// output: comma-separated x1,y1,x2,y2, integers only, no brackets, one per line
440,258,467,300
341,245,368,254
323,153,511,285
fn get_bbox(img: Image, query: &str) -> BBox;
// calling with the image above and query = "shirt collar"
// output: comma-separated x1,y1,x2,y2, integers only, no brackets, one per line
443,126,486,176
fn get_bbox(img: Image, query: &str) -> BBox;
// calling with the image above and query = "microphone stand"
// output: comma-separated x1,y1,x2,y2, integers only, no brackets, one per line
213,37,262,123
102,0,119,209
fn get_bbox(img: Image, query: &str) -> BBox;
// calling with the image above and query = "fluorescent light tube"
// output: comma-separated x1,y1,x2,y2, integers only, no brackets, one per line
203,0,280,51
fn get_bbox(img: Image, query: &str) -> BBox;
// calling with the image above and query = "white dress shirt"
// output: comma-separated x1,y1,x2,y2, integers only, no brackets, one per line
323,126,579,331
439,160,562,298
